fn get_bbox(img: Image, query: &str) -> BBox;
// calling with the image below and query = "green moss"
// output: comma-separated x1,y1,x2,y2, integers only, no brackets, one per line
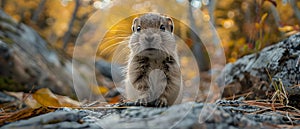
0,76,26,91
0,26,19,36
0,17,19,36
0,37,14,44
0,17,17,26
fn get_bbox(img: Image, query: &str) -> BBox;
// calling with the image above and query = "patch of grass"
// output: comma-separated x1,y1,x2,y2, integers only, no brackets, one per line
266,69,289,106
0,17,17,26
0,37,15,44
0,76,25,91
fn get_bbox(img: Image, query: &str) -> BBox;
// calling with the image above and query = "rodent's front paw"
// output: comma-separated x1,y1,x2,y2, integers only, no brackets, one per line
134,92,151,106
135,98,148,106
155,97,168,107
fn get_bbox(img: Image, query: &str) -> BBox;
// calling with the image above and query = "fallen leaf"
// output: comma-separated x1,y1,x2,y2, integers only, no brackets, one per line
107,95,121,104
278,25,294,32
32,88,61,107
24,94,42,109
91,85,109,95
98,86,109,94
56,95,80,107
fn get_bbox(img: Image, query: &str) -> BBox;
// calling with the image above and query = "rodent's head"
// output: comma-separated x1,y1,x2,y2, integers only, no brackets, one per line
129,13,176,55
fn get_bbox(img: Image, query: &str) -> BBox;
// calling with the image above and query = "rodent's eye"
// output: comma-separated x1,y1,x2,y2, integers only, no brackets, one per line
137,26,141,32
160,25,165,31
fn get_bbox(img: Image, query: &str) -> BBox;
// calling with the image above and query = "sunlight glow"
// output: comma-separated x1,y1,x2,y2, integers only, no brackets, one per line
191,0,202,9
202,0,209,5
93,0,111,9
60,0,72,6
223,20,234,28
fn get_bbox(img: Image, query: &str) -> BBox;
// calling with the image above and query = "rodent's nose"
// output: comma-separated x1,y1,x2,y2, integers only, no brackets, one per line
145,36,154,42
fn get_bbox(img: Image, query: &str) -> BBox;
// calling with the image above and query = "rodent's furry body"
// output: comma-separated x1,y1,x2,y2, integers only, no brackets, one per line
125,13,182,106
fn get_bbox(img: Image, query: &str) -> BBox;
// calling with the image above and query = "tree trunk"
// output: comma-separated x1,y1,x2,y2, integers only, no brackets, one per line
0,0,6,9
63,0,80,49
188,0,210,71
31,0,47,23
290,0,300,24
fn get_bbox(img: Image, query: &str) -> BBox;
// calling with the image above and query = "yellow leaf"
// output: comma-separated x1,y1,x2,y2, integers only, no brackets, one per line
98,86,109,94
278,26,294,32
99,86,110,94
32,88,61,107
228,57,237,63
32,88,80,107
56,95,80,107
91,85,109,95
24,94,42,109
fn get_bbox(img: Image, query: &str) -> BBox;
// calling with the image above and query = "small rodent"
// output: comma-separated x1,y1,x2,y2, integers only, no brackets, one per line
125,13,182,107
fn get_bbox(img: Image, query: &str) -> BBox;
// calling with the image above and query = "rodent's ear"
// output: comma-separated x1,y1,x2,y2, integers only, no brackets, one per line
132,18,139,32
166,17,174,33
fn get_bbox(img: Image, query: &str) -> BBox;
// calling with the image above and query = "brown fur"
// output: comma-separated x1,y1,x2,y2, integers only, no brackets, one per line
125,13,182,106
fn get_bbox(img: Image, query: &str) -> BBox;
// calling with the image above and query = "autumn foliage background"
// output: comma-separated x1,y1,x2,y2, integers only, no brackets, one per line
1,0,300,62
0,0,300,105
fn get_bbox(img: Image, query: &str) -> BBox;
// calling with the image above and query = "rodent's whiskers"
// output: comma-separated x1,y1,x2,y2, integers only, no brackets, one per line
129,41,139,45
160,45,168,54
108,30,131,33
99,41,128,55
102,36,130,43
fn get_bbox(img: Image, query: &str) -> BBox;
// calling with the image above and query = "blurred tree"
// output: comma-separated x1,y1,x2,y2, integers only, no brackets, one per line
188,0,210,71
1,0,299,62
32,0,47,23
0,0,6,9
290,0,300,24
2,0,95,54
212,0,300,62
63,0,80,49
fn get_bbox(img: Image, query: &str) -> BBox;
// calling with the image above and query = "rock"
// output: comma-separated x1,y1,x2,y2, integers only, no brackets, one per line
95,59,124,82
0,9,101,98
3,101,298,128
95,59,115,80
0,8,120,103
0,91,16,103
219,33,300,104
1,109,92,129
0,9,73,96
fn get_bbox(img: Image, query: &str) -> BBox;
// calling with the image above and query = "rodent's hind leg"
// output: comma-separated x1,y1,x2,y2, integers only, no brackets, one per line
135,98,147,106
154,96,168,107
133,79,151,106
134,91,151,106
135,96,168,107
